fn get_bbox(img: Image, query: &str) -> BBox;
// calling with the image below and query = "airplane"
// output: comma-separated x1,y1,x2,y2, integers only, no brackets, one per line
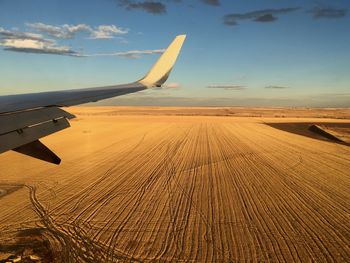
0,35,186,165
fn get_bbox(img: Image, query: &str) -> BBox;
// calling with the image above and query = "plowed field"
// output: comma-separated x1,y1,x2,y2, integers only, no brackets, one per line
0,107,349,262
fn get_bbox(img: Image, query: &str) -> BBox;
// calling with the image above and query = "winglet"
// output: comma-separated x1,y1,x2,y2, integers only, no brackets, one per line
139,35,186,88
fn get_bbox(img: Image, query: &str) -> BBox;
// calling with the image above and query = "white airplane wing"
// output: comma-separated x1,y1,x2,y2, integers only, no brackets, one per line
0,35,186,164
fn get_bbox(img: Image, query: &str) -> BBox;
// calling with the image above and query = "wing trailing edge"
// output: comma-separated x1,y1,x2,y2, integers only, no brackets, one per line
0,35,186,164
0,107,74,165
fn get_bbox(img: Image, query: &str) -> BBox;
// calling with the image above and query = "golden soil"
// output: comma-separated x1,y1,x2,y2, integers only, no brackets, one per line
0,106,349,262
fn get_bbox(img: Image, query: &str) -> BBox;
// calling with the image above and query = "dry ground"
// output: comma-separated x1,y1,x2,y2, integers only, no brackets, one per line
0,107,349,262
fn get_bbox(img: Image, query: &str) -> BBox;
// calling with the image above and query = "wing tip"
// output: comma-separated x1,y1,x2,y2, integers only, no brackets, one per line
139,34,186,88
176,34,186,39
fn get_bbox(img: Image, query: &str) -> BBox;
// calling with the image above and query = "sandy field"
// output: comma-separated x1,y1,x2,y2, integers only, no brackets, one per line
0,106,349,262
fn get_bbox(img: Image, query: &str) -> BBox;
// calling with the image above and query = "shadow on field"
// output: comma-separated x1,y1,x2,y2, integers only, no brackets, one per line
265,122,350,146
0,185,23,199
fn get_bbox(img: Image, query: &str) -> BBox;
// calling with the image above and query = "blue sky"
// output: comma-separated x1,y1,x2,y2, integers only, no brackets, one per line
0,0,349,107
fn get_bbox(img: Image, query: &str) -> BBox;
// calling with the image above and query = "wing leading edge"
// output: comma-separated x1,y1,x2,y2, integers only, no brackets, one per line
0,35,186,164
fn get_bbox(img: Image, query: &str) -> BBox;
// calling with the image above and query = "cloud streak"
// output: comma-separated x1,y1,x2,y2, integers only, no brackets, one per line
207,85,247,90
265,85,289,89
89,25,128,39
86,49,165,58
201,0,220,6
0,27,80,56
118,0,238,15
3,46,79,56
119,0,167,14
163,82,181,89
153,82,181,90
27,22,128,39
1,39,164,58
119,0,216,15
0,26,163,57
223,7,300,26
26,23,89,39
308,7,348,19
0,27,44,41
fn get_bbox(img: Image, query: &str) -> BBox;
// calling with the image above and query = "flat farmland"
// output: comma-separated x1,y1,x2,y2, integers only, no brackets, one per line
0,107,349,262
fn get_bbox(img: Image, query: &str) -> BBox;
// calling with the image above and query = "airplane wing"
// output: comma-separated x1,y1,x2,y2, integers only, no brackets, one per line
0,35,186,164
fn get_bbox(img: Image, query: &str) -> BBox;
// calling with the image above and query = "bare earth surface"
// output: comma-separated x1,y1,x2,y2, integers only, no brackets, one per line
0,106,349,262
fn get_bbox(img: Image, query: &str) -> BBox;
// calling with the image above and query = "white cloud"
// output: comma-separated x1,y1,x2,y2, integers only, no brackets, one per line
0,25,159,58
0,27,44,41
0,32,79,56
1,42,78,56
89,25,128,39
27,22,91,39
2,39,46,49
86,49,165,58
27,22,128,40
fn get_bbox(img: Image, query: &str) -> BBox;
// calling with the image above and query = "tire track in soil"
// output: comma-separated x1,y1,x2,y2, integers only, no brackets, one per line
13,117,349,262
